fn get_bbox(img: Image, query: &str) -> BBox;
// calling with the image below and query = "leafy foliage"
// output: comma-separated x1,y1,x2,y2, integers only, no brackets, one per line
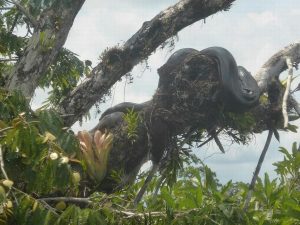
123,109,140,142
38,48,86,106
1,92,298,224
0,91,80,195
1,1,300,224
0,90,299,225
0,3,88,105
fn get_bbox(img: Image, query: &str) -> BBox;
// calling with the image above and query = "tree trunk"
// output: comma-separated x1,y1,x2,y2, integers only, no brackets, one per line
6,0,85,98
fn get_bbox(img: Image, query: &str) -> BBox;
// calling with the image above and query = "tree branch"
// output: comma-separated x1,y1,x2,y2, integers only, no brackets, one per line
6,0,85,98
282,58,293,128
254,41,300,93
134,163,159,207
9,0,38,29
243,129,273,211
0,58,18,62
0,7,13,10
39,197,91,205
58,0,236,126
0,146,9,180
290,97,300,117
0,127,13,134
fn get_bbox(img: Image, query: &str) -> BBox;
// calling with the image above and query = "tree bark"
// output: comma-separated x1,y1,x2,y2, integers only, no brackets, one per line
254,41,300,93
58,0,236,127
6,0,85,99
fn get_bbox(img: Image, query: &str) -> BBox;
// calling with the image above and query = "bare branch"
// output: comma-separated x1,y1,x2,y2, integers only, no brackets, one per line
290,97,300,116
255,41,300,93
134,163,159,207
58,0,236,126
282,58,293,128
0,58,18,62
0,127,13,134
113,208,217,220
0,7,13,10
213,133,225,153
115,209,166,219
0,146,9,180
198,128,223,148
243,129,273,211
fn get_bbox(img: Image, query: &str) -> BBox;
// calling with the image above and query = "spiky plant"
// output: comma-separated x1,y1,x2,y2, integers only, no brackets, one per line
77,130,113,182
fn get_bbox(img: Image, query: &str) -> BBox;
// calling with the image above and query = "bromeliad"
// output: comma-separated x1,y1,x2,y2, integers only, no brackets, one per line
77,130,113,182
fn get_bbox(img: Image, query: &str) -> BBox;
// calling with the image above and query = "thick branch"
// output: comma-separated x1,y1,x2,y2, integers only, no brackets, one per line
255,41,300,93
58,0,236,126
6,0,85,99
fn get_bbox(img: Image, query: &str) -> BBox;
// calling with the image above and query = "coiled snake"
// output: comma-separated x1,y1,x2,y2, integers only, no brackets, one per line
98,47,260,128
161,47,260,111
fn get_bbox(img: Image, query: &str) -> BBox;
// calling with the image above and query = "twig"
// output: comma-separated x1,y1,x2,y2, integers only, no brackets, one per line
0,7,13,10
114,208,215,220
9,12,20,33
243,129,273,211
59,113,76,118
213,135,225,153
0,127,13,134
282,58,293,128
114,209,166,219
9,0,38,29
153,175,164,199
0,58,18,62
198,128,223,148
38,199,60,215
0,146,9,179
39,197,91,205
290,96,300,117
12,187,59,216
133,163,159,207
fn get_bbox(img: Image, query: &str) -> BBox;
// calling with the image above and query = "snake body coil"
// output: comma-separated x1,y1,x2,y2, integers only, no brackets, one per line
99,47,260,127
162,47,260,111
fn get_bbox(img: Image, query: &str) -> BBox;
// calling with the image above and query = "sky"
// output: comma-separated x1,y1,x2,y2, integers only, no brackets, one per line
32,0,300,183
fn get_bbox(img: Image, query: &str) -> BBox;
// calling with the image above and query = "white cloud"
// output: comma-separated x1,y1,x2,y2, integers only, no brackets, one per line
290,9,300,15
247,11,278,26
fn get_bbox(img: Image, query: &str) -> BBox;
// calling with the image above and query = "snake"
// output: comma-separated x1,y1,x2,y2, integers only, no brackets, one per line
160,47,260,111
97,47,260,129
